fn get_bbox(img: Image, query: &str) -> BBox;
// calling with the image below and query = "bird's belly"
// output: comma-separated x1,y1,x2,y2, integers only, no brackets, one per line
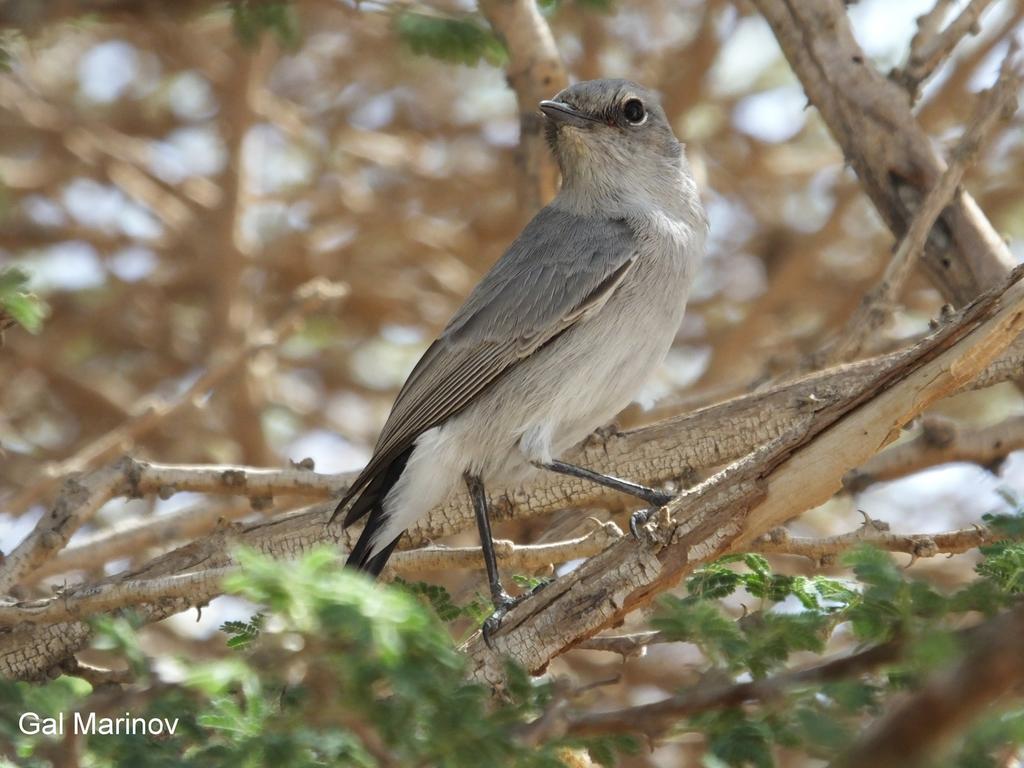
445,264,689,485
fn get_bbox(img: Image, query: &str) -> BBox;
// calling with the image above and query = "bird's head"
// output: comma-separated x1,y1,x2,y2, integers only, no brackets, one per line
540,79,683,205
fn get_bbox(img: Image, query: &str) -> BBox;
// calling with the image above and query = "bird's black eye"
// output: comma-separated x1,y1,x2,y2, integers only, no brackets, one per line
622,98,646,124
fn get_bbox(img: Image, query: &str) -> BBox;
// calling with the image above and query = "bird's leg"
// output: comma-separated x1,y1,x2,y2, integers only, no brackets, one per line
536,459,673,506
534,459,673,539
464,471,519,645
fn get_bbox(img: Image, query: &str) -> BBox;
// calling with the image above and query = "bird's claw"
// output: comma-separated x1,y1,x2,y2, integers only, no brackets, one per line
626,507,667,544
629,508,652,540
481,590,525,648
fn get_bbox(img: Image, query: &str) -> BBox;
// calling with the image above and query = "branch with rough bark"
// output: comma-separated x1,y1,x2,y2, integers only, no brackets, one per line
7,504,1008,637
463,264,1024,687
4,315,1024,678
7,325,1024,590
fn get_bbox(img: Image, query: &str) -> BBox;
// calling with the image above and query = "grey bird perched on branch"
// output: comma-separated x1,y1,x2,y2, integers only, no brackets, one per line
330,78,707,639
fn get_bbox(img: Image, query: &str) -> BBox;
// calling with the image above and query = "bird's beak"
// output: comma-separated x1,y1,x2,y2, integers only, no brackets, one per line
539,100,597,129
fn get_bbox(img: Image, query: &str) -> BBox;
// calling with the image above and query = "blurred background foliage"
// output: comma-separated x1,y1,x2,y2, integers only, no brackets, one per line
2,0,1024,765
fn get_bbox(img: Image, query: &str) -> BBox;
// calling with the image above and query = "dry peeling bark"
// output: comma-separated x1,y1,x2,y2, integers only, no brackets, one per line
464,266,1024,686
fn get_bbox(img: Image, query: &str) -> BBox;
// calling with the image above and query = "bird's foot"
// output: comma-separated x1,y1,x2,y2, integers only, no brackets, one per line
480,580,550,647
482,590,523,647
630,507,665,540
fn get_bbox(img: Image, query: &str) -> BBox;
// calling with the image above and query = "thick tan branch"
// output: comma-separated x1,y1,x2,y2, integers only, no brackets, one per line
462,265,1024,686
843,413,1024,493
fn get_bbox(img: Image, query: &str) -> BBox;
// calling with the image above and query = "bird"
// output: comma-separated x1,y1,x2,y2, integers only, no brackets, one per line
330,78,707,638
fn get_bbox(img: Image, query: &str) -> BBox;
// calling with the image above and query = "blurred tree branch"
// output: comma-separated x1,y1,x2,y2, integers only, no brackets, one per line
562,640,904,738
751,0,1015,308
478,0,567,212
825,47,1020,365
843,413,1024,493
2,278,347,521
0,0,217,31
835,600,1024,768
895,0,997,98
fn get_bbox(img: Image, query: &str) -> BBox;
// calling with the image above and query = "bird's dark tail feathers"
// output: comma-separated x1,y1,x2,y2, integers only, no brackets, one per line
336,447,413,577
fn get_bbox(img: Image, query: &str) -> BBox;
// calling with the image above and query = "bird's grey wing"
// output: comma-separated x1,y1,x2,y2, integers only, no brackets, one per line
340,208,636,519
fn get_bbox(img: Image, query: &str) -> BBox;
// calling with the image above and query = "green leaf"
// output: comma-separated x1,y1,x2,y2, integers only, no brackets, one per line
977,542,1024,593
0,267,48,334
393,578,466,623
743,613,827,678
231,0,300,49
698,710,775,768
652,597,746,665
222,613,265,648
395,12,506,67
685,560,744,601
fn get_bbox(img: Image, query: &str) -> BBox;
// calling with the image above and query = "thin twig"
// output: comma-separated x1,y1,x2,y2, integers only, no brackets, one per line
384,521,622,575
897,0,997,97
574,630,666,659
753,517,1013,568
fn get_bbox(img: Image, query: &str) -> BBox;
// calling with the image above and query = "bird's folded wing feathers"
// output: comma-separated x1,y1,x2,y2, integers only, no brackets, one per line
339,208,638,523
